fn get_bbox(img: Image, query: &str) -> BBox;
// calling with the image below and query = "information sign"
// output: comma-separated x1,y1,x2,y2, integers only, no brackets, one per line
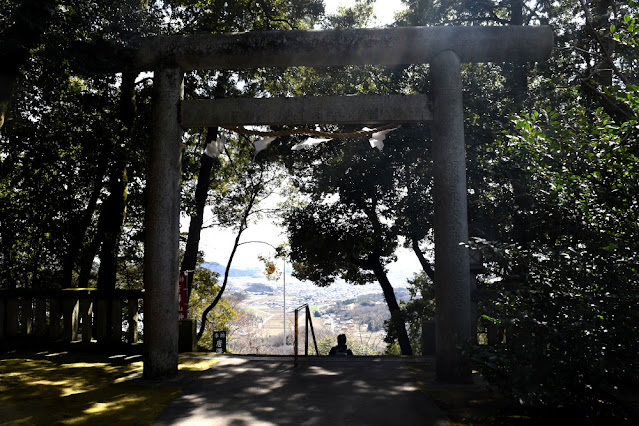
213,331,227,353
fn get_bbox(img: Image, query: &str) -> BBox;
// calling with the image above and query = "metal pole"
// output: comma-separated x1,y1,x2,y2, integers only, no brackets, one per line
307,307,319,356
294,308,299,366
305,306,309,356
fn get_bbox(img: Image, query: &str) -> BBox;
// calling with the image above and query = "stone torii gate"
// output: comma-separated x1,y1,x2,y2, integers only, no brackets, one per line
141,26,553,382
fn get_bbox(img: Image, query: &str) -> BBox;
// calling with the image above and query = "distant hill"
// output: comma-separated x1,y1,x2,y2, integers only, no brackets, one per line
394,287,410,302
245,282,274,293
202,262,262,278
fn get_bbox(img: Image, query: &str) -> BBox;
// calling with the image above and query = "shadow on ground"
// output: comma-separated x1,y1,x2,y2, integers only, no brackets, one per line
1,347,528,425
0,348,213,425
156,357,448,425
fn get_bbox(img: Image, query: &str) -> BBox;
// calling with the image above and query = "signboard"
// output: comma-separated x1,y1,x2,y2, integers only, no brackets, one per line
178,273,187,320
213,331,227,353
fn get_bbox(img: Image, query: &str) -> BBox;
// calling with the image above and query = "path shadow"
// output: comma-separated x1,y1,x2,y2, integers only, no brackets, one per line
155,357,447,425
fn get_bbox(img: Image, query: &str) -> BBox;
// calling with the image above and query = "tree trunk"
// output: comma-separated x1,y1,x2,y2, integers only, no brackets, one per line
95,72,136,342
61,154,108,288
370,257,413,355
509,0,533,253
197,183,258,340
510,0,527,110
411,236,435,282
181,130,218,281
96,72,136,292
181,74,228,303
96,157,128,292
77,232,102,288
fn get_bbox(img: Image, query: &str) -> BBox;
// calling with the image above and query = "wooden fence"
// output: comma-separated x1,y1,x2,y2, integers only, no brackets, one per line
0,288,143,345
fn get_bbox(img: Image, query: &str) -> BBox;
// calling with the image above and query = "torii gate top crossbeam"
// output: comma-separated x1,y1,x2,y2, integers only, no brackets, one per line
136,26,553,71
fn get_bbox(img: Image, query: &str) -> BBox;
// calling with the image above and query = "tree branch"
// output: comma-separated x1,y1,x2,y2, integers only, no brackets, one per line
578,0,630,86
411,237,435,282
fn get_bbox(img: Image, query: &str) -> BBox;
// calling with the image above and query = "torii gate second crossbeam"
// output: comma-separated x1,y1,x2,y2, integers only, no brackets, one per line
142,25,553,382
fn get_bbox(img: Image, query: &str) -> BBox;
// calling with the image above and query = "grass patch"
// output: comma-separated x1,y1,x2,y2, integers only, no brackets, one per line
0,350,219,425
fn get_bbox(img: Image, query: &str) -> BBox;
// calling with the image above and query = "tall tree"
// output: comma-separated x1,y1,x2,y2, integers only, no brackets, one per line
194,141,286,340
281,128,436,355
0,0,56,130
0,0,161,291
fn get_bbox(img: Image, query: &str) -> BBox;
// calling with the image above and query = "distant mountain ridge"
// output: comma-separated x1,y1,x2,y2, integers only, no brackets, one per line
202,261,262,278
201,261,410,294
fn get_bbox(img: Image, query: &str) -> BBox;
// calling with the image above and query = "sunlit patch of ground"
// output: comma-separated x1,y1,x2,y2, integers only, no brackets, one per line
0,350,219,425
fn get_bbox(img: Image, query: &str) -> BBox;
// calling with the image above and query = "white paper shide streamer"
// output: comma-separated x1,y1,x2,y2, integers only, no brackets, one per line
253,136,277,156
204,134,226,157
291,137,332,151
364,127,396,151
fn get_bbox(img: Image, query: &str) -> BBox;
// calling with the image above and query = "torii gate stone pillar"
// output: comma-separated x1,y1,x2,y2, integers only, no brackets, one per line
144,67,183,378
431,50,471,382
140,26,553,381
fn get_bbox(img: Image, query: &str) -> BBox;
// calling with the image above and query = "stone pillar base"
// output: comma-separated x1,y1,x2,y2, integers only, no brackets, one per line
178,319,197,353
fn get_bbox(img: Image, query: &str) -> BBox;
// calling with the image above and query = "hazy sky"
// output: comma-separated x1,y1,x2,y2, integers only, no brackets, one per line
324,0,406,26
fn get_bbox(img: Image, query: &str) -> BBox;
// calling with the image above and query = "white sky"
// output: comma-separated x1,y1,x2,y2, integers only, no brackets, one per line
325,0,407,26
185,0,421,286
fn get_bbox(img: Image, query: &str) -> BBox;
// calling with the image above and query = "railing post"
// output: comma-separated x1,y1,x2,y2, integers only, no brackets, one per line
469,248,484,344
0,296,5,339
20,296,33,335
34,298,47,337
96,298,108,342
487,323,501,346
49,298,62,339
7,296,18,337
127,298,139,344
80,298,93,343
422,319,436,356
63,296,79,342
111,296,122,344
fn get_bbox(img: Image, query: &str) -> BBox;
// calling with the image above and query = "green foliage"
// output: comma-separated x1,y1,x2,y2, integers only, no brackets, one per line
166,0,324,33
470,88,639,421
614,1,639,39
385,272,435,354
187,265,237,350
1,0,314,292
384,341,401,356
287,201,384,286
321,0,374,29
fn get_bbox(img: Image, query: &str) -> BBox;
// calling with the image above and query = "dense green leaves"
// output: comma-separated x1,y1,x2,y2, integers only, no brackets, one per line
469,16,639,419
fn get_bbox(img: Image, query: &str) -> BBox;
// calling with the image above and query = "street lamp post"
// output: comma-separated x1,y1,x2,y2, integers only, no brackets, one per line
282,258,286,348
240,240,287,351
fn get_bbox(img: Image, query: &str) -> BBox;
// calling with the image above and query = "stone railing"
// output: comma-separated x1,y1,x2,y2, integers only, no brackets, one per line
0,288,143,345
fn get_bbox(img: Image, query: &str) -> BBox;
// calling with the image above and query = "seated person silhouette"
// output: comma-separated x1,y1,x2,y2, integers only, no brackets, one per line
329,334,353,356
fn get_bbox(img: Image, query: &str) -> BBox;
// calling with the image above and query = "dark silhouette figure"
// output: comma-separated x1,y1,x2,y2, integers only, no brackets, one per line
329,334,353,356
